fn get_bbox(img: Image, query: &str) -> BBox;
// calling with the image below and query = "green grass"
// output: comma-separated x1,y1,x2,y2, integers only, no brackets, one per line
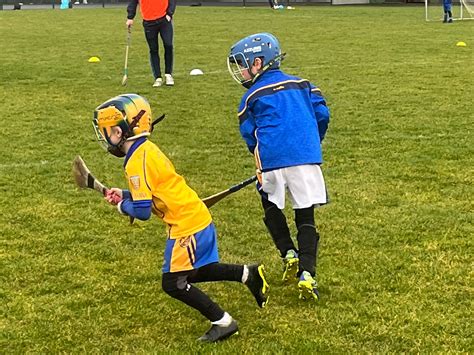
1,5,473,353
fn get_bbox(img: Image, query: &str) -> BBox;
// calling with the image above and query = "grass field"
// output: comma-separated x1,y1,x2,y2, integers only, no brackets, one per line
1,5,473,353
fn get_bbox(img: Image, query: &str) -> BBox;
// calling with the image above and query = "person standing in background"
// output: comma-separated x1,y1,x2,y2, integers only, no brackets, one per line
126,0,176,87
268,0,278,9
442,0,453,23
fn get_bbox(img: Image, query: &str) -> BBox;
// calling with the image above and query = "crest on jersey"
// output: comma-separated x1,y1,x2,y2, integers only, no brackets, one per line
179,236,192,248
129,175,140,190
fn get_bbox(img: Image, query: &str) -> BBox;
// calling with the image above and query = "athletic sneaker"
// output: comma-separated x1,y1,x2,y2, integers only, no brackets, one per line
198,319,239,342
245,264,269,308
165,74,174,86
282,249,299,283
153,78,163,87
298,271,319,301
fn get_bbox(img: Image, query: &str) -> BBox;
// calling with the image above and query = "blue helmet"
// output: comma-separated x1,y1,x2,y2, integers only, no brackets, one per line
227,33,284,88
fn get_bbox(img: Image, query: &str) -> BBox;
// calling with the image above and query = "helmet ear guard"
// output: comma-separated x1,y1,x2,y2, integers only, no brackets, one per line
248,52,287,87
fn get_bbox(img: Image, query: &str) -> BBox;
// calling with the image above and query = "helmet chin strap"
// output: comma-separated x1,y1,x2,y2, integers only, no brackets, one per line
107,144,126,158
249,52,287,86
107,110,147,158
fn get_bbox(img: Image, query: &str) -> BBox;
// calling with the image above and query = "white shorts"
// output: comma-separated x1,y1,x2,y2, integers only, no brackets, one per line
260,164,327,210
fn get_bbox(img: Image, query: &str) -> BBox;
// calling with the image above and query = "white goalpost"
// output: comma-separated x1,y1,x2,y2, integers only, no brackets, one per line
461,0,474,16
425,0,474,21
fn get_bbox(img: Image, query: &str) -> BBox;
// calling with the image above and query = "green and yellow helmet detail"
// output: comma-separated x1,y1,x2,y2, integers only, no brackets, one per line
93,94,152,149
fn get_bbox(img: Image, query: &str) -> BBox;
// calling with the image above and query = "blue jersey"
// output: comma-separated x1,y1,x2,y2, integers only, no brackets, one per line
237,69,330,172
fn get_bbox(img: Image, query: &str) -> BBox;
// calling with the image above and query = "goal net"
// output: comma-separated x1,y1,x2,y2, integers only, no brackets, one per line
425,0,474,21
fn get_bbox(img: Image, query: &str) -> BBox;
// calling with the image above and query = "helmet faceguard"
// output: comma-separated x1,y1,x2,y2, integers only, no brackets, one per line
227,33,285,88
93,94,152,157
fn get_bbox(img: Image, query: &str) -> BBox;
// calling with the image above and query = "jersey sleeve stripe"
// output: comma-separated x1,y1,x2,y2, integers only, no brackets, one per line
238,79,310,122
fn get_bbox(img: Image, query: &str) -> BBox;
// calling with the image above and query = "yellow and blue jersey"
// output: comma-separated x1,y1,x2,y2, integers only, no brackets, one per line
123,138,212,239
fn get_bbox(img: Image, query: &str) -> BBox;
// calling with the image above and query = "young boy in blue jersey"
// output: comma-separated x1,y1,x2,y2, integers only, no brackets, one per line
227,33,330,300
93,94,269,342
443,0,453,23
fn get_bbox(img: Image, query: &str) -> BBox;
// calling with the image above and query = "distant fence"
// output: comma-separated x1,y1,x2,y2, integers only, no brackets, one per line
0,0,331,5
0,0,333,10
1,0,448,10
0,0,332,10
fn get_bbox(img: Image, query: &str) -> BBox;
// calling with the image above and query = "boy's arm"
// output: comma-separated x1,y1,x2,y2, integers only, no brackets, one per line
122,189,131,200
118,199,152,221
310,86,330,142
239,112,257,153
104,188,152,220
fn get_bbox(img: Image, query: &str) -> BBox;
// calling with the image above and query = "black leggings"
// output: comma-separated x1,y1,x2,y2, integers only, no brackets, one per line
162,263,244,322
143,17,174,79
262,197,320,276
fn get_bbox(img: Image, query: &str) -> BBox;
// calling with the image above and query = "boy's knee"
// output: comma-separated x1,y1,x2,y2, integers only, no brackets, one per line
162,273,189,298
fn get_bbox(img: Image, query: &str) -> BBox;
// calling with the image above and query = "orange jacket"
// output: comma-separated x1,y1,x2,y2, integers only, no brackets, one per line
127,0,176,21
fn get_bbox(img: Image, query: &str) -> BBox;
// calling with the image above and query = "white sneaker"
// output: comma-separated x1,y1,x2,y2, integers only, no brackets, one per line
165,74,174,86
153,78,163,87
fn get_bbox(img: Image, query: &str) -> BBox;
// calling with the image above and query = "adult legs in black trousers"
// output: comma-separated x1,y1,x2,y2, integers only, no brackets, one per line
143,18,174,81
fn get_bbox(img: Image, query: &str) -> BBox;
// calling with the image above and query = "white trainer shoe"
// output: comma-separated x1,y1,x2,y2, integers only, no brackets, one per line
165,74,174,86
153,78,163,87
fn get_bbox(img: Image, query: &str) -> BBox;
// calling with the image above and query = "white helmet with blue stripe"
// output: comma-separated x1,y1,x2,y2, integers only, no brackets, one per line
227,33,285,88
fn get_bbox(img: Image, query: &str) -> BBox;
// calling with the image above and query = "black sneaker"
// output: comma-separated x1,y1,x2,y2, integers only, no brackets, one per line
245,264,269,308
198,319,239,342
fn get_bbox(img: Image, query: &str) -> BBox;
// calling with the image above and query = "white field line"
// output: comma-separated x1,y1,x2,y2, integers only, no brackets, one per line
0,160,50,170
109,59,471,79
5,60,469,86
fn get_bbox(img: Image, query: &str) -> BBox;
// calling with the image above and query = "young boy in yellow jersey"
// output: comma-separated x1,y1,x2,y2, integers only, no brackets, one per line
93,94,269,342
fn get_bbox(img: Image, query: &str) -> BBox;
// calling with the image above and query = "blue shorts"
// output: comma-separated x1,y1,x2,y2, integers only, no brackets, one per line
162,222,219,273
